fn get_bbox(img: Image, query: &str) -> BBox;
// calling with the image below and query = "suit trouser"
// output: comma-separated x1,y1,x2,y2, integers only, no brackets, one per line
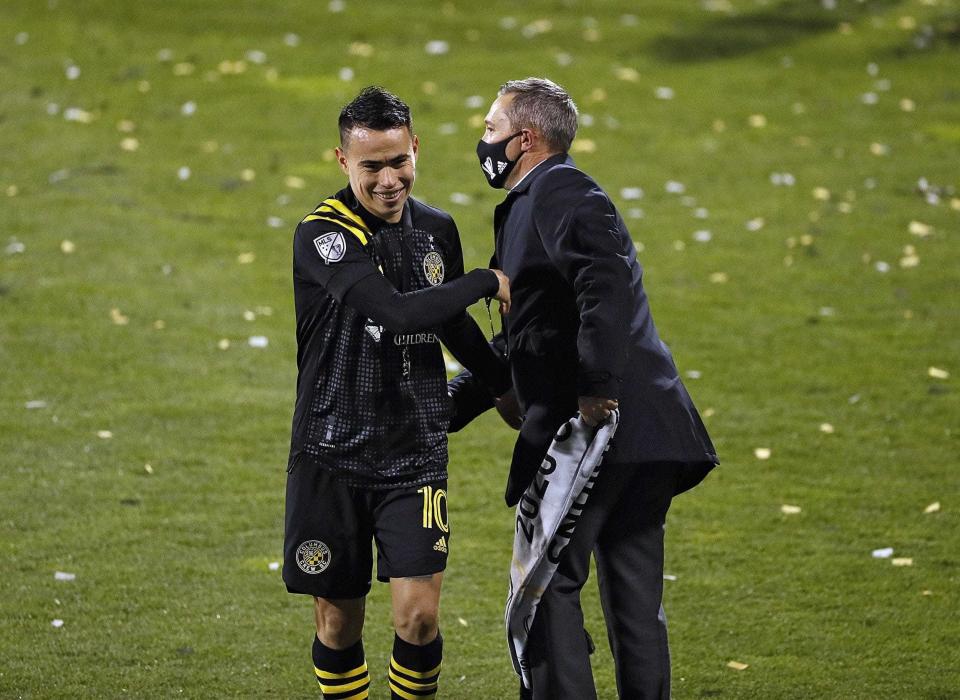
522,459,678,700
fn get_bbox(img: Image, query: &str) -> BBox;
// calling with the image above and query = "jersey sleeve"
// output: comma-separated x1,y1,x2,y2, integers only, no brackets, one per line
293,220,379,302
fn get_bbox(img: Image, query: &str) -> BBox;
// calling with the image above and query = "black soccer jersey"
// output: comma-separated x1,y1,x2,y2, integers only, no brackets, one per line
289,187,502,489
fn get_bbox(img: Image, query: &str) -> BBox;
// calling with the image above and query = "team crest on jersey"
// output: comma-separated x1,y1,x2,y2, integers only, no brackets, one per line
423,251,445,286
296,540,331,574
313,231,345,263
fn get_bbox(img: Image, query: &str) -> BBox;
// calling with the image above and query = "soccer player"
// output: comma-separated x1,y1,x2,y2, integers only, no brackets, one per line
283,86,511,699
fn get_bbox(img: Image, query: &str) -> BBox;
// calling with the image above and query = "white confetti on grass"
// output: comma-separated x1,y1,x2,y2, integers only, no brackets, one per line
872,547,894,559
458,617,469,627
891,558,913,567
665,180,685,194
693,230,712,243
15,32,30,45
268,561,280,571
284,33,301,47
64,107,94,123
177,166,191,181
217,339,231,350
266,216,284,228
928,367,949,380
753,447,771,460
781,504,802,515
924,502,940,514
54,571,76,581
819,423,835,434
449,193,472,206
655,86,675,100
25,400,48,409
97,430,113,439
424,40,449,55
51,619,64,629
245,49,267,64
338,67,354,81
727,661,749,671
620,187,644,200
248,336,269,348
181,101,197,116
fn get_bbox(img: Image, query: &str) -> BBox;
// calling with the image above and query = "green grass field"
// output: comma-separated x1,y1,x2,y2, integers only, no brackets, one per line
2,0,959,697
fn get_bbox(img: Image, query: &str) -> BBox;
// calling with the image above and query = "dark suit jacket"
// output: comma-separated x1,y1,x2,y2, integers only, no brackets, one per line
492,153,718,505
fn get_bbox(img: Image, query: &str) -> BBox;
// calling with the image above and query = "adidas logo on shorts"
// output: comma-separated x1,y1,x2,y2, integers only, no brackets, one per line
433,536,447,553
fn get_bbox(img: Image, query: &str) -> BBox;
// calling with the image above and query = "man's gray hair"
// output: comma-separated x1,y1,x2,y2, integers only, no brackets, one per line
498,77,578,153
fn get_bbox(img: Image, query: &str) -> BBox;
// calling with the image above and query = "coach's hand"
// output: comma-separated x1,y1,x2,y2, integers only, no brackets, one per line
578,396,618,426
491,269,511,314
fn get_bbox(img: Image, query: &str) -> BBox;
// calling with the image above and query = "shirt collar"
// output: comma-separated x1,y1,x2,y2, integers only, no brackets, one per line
506,152,571,195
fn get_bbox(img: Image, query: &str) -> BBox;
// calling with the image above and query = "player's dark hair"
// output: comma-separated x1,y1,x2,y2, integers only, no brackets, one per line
339,86,412,146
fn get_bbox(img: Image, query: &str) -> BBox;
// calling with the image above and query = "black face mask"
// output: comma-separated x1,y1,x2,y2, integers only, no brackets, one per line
476,131,523,189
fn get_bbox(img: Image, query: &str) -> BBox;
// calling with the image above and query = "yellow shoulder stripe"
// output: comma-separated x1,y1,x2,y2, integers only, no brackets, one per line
322,198,369,232
301,214,369,246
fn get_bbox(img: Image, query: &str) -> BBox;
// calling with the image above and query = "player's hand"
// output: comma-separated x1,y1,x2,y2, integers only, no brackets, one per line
578,396,618,426
494,387,523,430
491,269,511,314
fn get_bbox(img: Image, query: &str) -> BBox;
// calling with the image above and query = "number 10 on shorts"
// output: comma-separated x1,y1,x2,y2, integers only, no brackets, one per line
418,485,449,533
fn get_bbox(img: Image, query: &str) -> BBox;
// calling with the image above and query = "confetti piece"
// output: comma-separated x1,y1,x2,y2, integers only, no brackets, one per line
424,40,449,55
754,447,771,460
144,463,154,474
177,166,191,181
899,98,916,112
458,617,469,627
620,187,644,200
709,272,728,284
248,336,269,348
614,66,640,82
655,86,675,100
874,261,890,273
51,619,64,629
897,16,917,30
181,101,197,116
449,193,472,206
928,367,949,380
245,49,267,64
748,114,766,128
153,320,165,330
924,502,940,514
665,180,686,194
694,207,709,219
950,198,960,211
892,558,913,567
237,252,256,264
60,240,76,254
240,169,256,182
819,423,835,434
686,370,702,379
268,561,280,571
25,400,47,409
693,230,712,243
110,308,129,325
54,571,76,581
15,32,29,45
861,92,878,105
243,310,256,321
6,185,18,197
908,221,932,237
781,504,802,515
869,142,889,156
812,187,831,201
712,119,726,133
703,408,715,418
745,217,765,232
284,175,306,189
570,139,596,153
338,66,354,81
64,107,94,124
120,137,139,152
97,430,113,439
284,33,301,47
872,547,893,559
348,42,373,57
65,64,80,80
266,216,284,228
727,661,749,671
217,339,231,350
522,19,553,38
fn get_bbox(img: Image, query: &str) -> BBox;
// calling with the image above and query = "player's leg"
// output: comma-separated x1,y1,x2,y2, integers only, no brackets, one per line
374,480,450,699
312,597,369,699
594,462,679,700
283,460,374,698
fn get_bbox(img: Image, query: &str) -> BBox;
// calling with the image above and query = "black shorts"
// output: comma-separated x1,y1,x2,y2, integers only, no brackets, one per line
283,458,451,599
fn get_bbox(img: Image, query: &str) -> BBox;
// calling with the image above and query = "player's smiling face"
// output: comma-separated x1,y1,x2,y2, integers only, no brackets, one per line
337,127,418,223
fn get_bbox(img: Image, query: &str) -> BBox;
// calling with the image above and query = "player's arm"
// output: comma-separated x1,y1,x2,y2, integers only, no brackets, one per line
295,220,508,334
436,220,513,397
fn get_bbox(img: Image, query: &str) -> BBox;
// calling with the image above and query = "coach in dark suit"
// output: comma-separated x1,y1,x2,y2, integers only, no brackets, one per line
473,77,718,700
